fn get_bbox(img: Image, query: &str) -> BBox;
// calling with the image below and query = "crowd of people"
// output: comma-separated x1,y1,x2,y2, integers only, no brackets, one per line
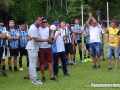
0,12,120,85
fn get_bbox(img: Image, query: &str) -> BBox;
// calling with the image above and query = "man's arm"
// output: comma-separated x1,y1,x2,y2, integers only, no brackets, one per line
106,30,109,47
53,31,61,41
0,32,6,39
33,38,51,42
102,33,105,44
73,29,84,35
84,34,89,37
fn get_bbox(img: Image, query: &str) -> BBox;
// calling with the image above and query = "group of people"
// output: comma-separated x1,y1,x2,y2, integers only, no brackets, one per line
0,12,120,85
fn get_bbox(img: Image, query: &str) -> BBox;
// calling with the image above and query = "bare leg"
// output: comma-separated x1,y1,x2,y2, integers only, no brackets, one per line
48,63,53,78
107,59,112,68
14,56,17,67
93,56,96,65
40,63,45,77
115,60,119,68
97,56,100,65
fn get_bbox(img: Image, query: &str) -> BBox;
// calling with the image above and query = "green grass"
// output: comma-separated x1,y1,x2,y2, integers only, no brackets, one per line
0,35,120,90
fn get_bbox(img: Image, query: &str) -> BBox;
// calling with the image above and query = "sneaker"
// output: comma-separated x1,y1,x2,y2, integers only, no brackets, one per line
67,63,70,66
41,77,46,82
70,63,74,67
50,77,58,82
87,58,93,61
32,80,43,85
114,67,118,71
19,68,23,71
9,69,12,72
84,59,87,62
37,79,41,82
59,66,62,69
2,71,7,77
0,69,1,72
98,67,101,70
64,73,70,76
36,67,40,71
105,67,112,70
80,60,84,63
90,66,97,69
102,58,105,61
73,61,76,64
4,69,8,71
54,74,58,78
14,69,19,71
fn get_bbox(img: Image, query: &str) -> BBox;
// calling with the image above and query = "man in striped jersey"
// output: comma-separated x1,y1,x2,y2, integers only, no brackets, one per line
7,20,19,72
61,21,75,67
18,23,29,71
0,21,7,76
71,18,84,63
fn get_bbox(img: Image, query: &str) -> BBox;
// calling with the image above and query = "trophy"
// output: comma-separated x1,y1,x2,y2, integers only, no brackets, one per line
48,25,56,44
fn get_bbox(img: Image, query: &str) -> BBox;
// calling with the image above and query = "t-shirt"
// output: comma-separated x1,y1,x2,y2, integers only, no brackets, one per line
26,24,40,51
71,25,82,40
0,26,6,47
52,30,65,53
7,29,19,49
39,27,51,48
19,30,28,48
89,24,102,43
38,25,50,28
83,29,90,44
100,28,105,42
107,27,120,47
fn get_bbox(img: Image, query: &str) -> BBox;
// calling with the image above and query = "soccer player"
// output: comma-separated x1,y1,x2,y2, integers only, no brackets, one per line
52,21,70,77
0,21,7,76
39,18,58,82
71,18,84,63
83,26,92,62
7,20,19,72
86,12,102,70
18,23,29,71
105,19,120,71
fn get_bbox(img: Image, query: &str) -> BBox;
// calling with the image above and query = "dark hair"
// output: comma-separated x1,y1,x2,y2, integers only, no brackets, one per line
66,22,70,25
34,16,41,22
0,20,4,23
9,20,15,24
42,17,47,21
75,18,79,21
20,23,25,26
112,19,117,25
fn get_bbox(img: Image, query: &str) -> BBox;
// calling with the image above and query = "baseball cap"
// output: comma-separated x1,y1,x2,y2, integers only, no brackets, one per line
53,21,59,25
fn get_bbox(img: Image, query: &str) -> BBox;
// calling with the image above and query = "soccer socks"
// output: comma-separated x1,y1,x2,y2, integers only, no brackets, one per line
27,62,29,68
19,61,22,68
88,54,90,58
79,50,82,60
2,66,5,70
84,55,86,59
9,66,12,70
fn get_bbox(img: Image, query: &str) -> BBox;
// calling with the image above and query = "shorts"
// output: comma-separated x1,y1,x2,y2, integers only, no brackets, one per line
90,42,101,57
19,47,28,57
8,48,19,57
107,46,119,60
5,47,7,56
84,43,90,50
74,39,82,46
0,46,5,59
100,42,104,51
39,48,53,64
65,43,74,55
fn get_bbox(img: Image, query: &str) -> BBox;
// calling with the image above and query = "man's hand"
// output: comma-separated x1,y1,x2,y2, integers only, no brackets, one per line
58,31,61,34
89,12,92,18
46,38,52,42
28,37,32,41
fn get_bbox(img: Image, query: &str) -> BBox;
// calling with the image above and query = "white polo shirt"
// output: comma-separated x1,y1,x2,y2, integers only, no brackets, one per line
26,24,40,51
39,27,51,48
89,24,102,43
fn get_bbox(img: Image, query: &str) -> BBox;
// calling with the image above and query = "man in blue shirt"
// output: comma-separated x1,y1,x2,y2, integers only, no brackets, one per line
18,23,29,71
7,20,19,72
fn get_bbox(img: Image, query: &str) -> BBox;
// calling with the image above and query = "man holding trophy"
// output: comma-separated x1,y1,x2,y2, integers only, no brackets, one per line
39,18,58,82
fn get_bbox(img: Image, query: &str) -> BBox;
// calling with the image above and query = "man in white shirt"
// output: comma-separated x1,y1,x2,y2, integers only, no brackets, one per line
52,21,70,77
86,12,102,70
39,18,58,82
26,16,51,85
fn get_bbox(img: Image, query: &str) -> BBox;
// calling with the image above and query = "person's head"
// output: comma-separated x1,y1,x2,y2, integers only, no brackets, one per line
75,18,79,25
34,16,42,26
66,22,70,28
60,21,66,29
20,23,26,31
53,21,60,30
111,19,117,28
41,18,47,28
91,21,97,27
9,20,15,28
0,21,4,26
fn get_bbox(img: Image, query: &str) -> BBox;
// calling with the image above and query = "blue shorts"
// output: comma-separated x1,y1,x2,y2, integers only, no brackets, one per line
100,42,104,51
107,46,119,60
90,42,101,57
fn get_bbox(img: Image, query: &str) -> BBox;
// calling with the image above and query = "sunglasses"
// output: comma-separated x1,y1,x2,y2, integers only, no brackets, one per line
42,21,47,23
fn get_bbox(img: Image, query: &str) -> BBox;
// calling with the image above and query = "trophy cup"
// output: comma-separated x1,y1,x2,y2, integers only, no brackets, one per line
48,25,56,44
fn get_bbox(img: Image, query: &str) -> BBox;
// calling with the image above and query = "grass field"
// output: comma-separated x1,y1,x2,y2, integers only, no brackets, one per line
0,35,120,90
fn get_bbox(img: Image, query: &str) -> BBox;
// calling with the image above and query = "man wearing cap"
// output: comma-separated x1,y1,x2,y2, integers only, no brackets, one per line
52,21,70,77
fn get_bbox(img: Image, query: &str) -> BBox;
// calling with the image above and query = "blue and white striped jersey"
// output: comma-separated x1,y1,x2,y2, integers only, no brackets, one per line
0,26,6,47
83,29,90,44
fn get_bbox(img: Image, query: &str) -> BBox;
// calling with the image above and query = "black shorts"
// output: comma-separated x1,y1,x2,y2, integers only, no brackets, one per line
19,47,28,57
65,43,74,55
0,46,4,59
5,47,7,56
74,39,82,46
8,48,19,57
84,43,90,50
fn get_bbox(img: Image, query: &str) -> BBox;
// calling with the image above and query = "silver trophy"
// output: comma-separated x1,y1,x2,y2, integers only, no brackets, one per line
48,25,56,44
